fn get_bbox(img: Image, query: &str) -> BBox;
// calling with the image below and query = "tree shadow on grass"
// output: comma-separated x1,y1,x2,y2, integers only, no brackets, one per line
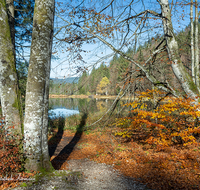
50,113,88,170
48,116,65,157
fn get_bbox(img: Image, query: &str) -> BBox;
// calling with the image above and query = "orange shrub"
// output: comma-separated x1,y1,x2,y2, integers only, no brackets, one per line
114,89,200,150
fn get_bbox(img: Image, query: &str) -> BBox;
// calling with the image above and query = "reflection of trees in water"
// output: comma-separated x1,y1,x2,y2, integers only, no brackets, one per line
49,98,79,110
77,98,119,113
96,101,107,113
78,98,98,113
49,98,126,114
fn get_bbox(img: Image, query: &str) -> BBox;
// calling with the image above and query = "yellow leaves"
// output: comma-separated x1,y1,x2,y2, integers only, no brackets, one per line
96,76,109,95
115,89,200,149
113,118,131,128
115,131,131,138
171,132,178,137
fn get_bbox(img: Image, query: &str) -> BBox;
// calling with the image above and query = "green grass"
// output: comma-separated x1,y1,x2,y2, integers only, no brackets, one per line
20,182,27,187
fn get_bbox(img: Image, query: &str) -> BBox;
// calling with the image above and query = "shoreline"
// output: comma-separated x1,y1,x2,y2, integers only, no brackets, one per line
49,94,173,102
49,94,137,100
49,94,120,99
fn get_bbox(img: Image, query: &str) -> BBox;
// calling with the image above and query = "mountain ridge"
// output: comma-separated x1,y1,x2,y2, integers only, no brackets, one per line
50,77,79,84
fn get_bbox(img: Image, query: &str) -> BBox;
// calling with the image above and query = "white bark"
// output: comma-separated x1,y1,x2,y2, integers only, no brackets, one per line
6,0,15,48
24,0,55,171
0,0,22,136
191,0,195,83
194,0,199,91
42,19,54,169
0,0,15,102
159,0,199,99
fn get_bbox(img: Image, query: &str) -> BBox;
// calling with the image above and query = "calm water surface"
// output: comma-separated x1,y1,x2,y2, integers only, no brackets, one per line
48,98,124,118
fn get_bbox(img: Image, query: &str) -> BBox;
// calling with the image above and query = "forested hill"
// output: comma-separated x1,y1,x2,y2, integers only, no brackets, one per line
49,23,200,96
50,77,79,84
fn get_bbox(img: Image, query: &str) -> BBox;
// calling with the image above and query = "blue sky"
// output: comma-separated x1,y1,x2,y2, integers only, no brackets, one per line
21,0,199,79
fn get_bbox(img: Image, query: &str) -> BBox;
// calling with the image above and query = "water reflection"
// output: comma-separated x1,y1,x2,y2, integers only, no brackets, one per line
48,108,79,118
49,98,122,118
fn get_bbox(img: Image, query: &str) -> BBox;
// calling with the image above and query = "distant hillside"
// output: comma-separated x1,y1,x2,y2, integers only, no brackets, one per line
50,77,79,84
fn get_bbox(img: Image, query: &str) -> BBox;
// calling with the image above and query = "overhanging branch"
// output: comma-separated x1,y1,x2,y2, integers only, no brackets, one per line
73,22,179,97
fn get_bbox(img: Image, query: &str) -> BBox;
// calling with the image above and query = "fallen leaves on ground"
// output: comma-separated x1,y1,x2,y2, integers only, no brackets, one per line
49,128,200,190
1,127,200,190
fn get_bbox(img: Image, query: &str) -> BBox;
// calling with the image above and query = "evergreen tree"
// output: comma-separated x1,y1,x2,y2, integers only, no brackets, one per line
15,0,35,59
78,71,88,94
138,47,144,62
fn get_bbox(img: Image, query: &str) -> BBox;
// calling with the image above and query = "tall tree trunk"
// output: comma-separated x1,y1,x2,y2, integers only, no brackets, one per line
159,0,199,99
191,0,195,83
194,0,199,91
41,27,53,169
23,0,55,171
0,0,22,136
6,0,15,51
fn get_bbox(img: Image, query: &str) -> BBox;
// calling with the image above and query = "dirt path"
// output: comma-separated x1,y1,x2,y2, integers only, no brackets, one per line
11,131,152,190
12,158,151,190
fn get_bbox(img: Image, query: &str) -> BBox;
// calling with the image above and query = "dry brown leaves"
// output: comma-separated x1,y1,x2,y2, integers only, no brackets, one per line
1,128,200,190
52,129,200,190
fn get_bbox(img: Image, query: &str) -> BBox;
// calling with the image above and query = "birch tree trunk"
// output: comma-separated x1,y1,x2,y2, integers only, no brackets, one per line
194,0,199,91
0,0,22,136
159,0,199,99
23,0,55,171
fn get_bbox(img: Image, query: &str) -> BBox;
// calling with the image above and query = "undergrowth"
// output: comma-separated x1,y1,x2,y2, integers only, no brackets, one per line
0,120,24,177
114,89,200,150
0,119,30,189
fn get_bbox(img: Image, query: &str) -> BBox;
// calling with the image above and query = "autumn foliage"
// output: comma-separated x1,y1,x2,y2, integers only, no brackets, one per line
114,89,200,150
0,119,25,189
96,76,110,95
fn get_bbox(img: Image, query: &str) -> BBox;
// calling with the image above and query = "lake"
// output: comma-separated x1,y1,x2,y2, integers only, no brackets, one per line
48,98,126,118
